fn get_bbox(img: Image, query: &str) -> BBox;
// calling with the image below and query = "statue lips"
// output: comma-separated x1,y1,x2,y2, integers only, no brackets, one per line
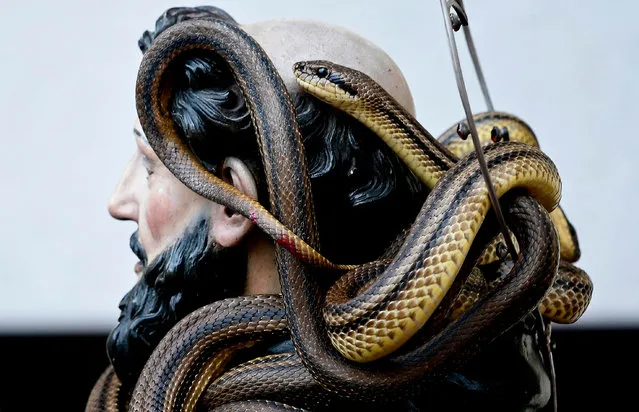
130,230,147,276
134,261,144,275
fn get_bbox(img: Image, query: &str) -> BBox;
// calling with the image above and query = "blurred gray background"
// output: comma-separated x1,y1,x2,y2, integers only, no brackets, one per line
0,0,636,332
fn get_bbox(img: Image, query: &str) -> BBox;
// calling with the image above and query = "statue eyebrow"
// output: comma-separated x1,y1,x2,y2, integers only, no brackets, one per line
133,128,148,143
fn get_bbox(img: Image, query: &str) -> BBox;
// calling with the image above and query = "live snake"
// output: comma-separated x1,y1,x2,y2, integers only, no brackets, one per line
438,111,580,262
87,18,591,412
293,61,592,331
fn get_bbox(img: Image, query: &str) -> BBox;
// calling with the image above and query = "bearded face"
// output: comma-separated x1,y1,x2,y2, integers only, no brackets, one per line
106,216,247,390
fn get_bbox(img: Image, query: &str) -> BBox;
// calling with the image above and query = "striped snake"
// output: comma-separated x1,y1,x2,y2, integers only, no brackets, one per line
293,61,592,331
438,111,580,263
87,18,592,412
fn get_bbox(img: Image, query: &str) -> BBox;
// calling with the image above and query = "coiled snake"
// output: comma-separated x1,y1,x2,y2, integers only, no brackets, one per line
87,17,592,412
293,61,592,330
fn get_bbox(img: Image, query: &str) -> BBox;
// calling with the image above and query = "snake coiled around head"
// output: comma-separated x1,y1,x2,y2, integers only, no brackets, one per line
294,60,592,329
88,19,591,412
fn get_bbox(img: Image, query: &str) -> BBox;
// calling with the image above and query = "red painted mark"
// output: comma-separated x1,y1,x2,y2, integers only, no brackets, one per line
277,233,306,260
249,210,258,223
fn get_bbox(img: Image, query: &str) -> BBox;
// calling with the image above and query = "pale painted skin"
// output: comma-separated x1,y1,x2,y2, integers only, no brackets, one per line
108,19,415,296
107,118,279,294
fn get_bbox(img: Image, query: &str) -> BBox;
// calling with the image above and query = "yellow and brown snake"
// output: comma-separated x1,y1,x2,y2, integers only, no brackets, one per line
87,19,592,412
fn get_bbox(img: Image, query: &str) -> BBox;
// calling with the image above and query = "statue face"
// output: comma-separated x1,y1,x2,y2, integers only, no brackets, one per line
108,118,212,273
105,118,248,389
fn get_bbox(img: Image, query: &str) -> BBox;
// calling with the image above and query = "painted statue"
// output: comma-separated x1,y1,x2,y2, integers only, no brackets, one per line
88,5,592,411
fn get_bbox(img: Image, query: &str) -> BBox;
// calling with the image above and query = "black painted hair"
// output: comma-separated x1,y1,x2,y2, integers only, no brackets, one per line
138,6,238,53
138,7,427,263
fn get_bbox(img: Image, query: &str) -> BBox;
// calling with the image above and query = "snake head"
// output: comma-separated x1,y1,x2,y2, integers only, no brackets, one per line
294,60,361,105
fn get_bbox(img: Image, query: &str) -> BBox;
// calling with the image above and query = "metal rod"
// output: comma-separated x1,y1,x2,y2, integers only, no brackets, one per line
439,0,518,259
459,0,494,111
536,310,558,412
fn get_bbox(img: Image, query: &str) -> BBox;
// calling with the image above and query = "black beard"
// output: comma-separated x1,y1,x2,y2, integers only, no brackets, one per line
106,216,247,391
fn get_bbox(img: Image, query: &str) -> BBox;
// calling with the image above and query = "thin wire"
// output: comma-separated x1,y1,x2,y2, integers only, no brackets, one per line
540,313,558,411
439,0,518,259
440,4,557,410
459,0,494,111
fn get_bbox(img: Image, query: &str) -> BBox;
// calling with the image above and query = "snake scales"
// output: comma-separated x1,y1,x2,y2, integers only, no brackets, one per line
87,17,592,412
293,62,592,327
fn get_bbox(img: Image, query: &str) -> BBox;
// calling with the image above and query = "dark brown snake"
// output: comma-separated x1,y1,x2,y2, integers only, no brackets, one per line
87,17,592,412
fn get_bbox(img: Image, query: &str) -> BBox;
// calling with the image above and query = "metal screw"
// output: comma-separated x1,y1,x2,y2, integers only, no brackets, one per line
457,122,470,140
491,126,510,143
450,10,462,31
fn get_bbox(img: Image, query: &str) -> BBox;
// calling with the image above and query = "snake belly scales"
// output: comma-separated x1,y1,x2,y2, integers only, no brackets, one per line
87,18,592,412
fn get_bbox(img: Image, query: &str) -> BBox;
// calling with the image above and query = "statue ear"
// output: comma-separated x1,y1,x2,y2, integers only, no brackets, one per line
210,157,258,247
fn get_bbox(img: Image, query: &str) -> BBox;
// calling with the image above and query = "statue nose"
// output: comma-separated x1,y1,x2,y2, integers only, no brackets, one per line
108,189,138,222
107,163,139,222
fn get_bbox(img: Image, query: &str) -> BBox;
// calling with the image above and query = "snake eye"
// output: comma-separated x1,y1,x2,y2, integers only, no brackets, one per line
317,67,329,78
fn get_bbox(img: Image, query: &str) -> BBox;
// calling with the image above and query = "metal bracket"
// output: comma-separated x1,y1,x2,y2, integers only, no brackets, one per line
439,0,518,260
439,3,558,410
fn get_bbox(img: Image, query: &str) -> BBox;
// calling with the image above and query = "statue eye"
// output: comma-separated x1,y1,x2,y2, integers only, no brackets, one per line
317,67,328,78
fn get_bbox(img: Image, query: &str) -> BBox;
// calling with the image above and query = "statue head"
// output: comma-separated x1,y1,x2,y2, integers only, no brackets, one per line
105,6,426,389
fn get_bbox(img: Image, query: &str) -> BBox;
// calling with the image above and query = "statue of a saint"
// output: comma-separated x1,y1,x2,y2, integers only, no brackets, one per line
96,6,560,411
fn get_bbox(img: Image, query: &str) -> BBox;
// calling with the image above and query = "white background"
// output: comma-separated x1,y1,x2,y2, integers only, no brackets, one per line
0,1,636,332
